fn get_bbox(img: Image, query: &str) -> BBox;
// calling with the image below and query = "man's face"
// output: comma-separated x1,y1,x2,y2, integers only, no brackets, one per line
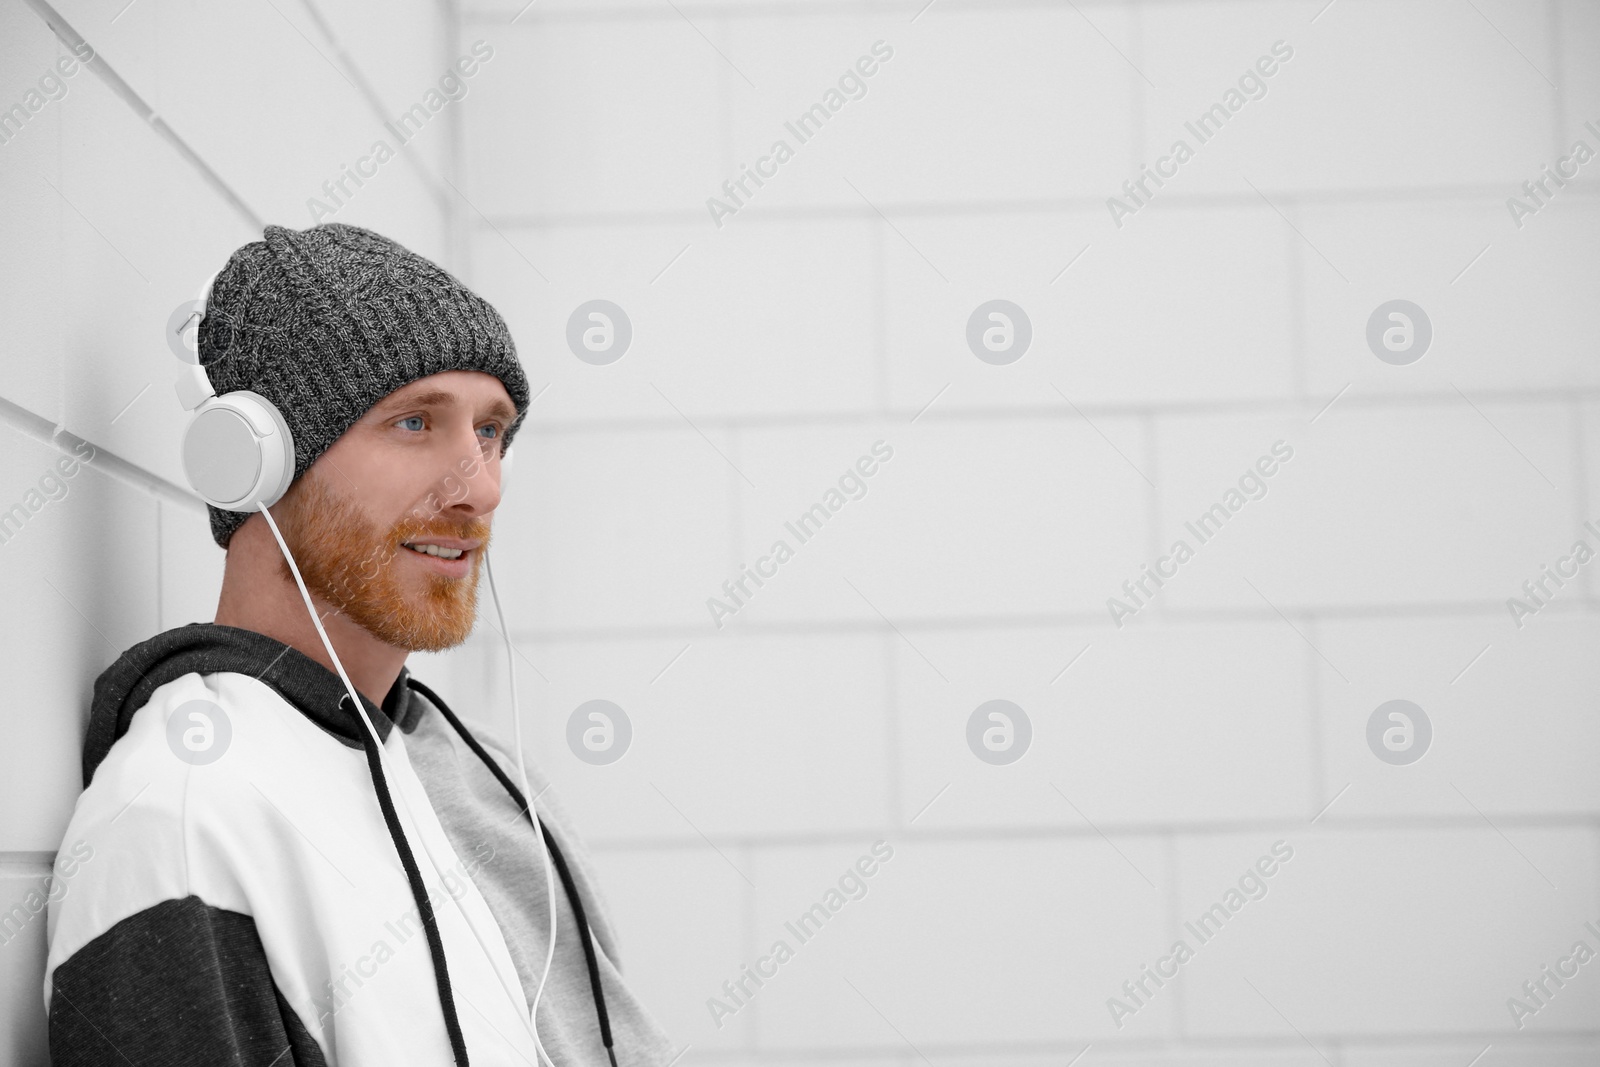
271,370,518,652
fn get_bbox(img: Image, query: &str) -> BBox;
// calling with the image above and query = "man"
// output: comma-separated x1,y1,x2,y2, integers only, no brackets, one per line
43,223,674,1065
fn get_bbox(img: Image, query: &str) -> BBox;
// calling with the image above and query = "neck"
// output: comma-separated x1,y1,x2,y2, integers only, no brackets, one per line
212,513,406,710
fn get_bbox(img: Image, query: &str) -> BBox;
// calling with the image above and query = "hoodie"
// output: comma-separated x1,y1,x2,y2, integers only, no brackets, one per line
44,622,675,1066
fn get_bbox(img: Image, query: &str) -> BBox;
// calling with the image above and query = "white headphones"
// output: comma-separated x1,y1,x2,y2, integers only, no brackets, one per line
173,272,297,513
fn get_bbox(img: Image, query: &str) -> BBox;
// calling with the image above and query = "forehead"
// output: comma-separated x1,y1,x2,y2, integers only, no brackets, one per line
373,370,516,418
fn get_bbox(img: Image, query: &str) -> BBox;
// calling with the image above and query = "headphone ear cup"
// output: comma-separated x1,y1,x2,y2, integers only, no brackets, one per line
181,390,295,512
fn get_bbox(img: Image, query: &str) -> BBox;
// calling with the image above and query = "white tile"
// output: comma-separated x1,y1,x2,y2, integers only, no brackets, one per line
1153,405,1578,612
48,53,256,488
895,620,1315,832
480,632,893,842
1557,0,1600,126
0,864,53,1066
397,638,498,743
1575,399,1600,604
50,0,449,230
1297,201,1600,398
462,221,701,425
1140,0,1557,194
487,424,733,632
1343,1041,1600,1067
0,9,72,428
469,216,882,423
931,1050,1331,1067
879,204,1298,413
1314,614,1600,819
729,416,1149,625
157,497,224,630
459,19,725,216
753,837,1174,1046
726,7,1137,208
301,0,454,157
1178,827,1600,1036
585,845,747,1053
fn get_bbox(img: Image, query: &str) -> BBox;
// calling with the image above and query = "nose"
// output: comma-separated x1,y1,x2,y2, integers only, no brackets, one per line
438,426,502,519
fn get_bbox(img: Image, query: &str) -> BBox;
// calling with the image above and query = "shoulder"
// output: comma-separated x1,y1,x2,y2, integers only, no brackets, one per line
74,669,357,842
47,670,369,978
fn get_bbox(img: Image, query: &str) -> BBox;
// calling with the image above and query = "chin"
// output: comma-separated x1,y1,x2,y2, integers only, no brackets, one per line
399,616,478,653
345,574,481,653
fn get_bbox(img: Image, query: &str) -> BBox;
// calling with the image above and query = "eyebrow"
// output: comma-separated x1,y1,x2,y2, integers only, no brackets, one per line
378,388,517,423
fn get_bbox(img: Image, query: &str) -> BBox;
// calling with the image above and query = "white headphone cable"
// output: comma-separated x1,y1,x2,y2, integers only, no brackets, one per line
483,547,561,1064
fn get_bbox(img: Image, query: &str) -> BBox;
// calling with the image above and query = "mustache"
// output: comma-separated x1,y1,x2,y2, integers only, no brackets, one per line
389,514,491,545
393,522,489,542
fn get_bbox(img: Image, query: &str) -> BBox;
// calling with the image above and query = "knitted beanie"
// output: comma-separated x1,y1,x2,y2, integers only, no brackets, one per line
195,222,530,549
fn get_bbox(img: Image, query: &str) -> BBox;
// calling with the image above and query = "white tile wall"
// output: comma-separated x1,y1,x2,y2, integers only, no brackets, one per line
0,425,158,855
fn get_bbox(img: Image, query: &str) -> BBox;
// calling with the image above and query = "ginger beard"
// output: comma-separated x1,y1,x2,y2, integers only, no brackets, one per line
272,468,490,652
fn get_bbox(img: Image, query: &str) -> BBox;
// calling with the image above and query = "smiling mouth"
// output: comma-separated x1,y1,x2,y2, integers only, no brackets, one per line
401,543,466,560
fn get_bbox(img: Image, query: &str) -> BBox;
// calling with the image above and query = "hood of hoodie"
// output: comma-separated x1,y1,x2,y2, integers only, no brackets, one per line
84,622,417,788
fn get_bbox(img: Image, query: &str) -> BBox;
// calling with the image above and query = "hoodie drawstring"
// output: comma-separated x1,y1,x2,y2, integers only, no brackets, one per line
346,692,473,1065
410,678,619,1067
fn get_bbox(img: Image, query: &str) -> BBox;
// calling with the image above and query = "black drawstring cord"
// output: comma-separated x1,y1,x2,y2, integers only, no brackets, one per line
343,693,472,1065
410,677,620,1067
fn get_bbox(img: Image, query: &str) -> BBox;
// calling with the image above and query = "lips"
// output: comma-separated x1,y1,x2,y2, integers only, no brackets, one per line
400,536,482,557
399,539,477,577
403,542,465,560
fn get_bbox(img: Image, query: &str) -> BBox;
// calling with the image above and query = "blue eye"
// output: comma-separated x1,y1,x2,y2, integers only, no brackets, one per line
479,424,500,440
398,416,425,431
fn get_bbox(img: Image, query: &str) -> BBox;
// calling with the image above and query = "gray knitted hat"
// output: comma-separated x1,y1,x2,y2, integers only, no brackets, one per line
195,222,530,549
